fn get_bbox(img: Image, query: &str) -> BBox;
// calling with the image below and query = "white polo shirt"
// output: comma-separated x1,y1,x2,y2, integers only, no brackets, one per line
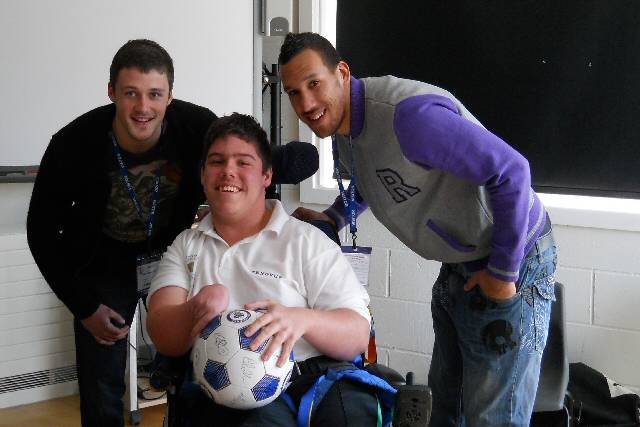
149,199,371,361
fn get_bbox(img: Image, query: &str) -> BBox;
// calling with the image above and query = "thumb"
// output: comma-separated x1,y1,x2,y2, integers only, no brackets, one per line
464,278,477,292
109,309,126,326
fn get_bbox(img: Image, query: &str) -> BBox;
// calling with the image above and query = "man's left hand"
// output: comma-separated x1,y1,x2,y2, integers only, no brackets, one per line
464,269,516,300
244,300,308,367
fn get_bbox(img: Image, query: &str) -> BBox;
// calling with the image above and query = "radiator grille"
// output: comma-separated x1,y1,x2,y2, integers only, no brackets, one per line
0,365,77,394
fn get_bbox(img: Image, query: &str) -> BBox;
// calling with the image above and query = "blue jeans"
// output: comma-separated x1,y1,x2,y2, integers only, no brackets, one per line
428,237,558,427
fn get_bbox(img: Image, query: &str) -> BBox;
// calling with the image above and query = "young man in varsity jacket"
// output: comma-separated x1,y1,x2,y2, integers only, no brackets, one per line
279,32,558,427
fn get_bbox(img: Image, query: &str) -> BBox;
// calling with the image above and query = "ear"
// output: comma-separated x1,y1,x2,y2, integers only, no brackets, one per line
107,82,116,102
167,91,173,106
336,60,351,83
263,168,273,188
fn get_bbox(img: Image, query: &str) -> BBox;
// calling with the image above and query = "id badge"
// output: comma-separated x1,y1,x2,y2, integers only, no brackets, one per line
136,252,162,294
341,246,372,287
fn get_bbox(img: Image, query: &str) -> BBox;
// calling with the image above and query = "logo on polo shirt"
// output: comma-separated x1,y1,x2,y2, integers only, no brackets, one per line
251,270,283,279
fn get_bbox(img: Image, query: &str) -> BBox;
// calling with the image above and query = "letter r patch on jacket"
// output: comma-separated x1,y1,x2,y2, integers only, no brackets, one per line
376,168,421,203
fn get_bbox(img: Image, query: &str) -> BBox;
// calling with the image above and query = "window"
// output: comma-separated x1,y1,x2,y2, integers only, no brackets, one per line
298,0,339,205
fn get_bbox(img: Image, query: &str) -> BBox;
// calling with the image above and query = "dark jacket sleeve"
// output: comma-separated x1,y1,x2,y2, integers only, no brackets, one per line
26,134,101,319
173,100,217,148
156,100,218,243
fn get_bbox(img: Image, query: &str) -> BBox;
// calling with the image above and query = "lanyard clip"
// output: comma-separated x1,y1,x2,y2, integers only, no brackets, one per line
351,233,357,250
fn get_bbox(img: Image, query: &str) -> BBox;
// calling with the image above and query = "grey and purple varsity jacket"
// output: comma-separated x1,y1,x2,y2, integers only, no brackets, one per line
324,76,547,283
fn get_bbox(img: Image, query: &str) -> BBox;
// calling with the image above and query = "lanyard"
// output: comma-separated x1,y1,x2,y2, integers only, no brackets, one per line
331,135,358,248
110,133,161,240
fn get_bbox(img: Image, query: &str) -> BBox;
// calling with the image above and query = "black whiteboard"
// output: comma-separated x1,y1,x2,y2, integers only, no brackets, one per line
337,0,640,199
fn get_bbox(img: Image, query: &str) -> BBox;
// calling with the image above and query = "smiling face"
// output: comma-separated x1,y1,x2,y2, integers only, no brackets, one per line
280,49,351,138
108,67,172,153
201,134,273,225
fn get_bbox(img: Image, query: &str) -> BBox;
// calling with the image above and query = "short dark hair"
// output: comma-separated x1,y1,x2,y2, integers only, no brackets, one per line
278,32,341,69
110,39,174,91
202,113,272,173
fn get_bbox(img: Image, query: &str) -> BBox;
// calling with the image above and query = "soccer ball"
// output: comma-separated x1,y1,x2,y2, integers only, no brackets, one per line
192,309,294,410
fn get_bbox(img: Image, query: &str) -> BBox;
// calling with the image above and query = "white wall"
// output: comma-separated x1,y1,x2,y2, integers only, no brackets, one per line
0,0,254,166
0,184,33,229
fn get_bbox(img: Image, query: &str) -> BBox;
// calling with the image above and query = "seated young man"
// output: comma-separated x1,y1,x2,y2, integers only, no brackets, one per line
146,113,378,426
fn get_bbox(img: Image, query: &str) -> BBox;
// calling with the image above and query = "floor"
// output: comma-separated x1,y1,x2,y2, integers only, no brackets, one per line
0,394,165,427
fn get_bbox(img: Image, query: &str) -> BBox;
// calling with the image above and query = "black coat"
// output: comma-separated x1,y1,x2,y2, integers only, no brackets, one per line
27,99,216,319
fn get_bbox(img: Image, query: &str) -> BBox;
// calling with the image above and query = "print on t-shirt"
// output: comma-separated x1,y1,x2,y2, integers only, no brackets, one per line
103,158,181,242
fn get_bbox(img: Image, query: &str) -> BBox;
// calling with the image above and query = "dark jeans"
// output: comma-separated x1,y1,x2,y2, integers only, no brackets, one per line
73,280,138,427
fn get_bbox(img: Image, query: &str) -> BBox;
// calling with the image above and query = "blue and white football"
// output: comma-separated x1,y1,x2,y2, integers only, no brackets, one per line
192,309,294,410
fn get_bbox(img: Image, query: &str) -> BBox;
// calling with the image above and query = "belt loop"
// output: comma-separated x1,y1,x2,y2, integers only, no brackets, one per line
533,239,540,262
536,215,551,261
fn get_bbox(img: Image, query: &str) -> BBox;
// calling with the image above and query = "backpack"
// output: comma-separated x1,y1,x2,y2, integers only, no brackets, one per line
567,362,640,427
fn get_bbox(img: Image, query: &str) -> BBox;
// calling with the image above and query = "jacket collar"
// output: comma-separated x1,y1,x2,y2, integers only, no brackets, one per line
350,76,365,139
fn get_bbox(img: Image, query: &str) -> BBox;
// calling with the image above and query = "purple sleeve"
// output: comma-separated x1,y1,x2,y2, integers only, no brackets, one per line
323,185,369,232
394,94,531,282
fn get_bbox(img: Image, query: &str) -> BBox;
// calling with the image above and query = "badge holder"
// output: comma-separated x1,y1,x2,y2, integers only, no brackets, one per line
332,135,374,285
341,245,372,287
136,252,163,299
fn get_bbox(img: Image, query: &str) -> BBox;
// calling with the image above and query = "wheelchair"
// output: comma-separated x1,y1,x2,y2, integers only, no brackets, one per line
152,350,431,426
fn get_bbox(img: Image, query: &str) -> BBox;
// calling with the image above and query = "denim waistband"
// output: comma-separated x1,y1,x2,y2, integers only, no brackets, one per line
460,214,555,275
525,214,555,259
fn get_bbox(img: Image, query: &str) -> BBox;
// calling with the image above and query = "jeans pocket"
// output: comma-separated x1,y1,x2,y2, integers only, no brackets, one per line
532,273,556,351
522,247,558,354
474,285,521,306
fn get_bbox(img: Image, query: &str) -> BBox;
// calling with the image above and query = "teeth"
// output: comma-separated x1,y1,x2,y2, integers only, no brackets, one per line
220,185,239,193
310,110,324,121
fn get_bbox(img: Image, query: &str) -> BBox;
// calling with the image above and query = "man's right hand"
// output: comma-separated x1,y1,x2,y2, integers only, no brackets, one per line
80,304,129,345
291,207,336,227
189,284,230,338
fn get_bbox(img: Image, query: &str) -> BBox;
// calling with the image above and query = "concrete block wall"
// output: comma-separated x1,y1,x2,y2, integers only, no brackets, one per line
556,226,640,392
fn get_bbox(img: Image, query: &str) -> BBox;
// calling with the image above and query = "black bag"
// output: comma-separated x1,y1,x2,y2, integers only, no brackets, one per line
567,362,640,427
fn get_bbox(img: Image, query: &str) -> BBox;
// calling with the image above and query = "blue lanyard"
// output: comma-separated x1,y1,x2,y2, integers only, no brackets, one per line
110,133,161,240
332,135,358,248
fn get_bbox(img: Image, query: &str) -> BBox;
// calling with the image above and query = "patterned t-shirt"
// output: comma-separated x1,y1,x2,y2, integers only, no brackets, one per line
103,131,182,243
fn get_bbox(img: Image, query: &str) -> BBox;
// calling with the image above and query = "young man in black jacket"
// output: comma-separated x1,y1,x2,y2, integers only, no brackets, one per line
26,39,217,426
